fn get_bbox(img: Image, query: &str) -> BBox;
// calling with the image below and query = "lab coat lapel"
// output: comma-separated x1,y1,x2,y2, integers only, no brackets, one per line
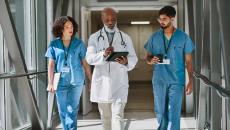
112,29,120,47
101,29,110,48
101,27,120,47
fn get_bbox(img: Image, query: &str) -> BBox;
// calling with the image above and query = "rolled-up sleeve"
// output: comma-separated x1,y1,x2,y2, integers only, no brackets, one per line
144,35,154,55
79,41,87,60
184,35,195,54
45,42,56,60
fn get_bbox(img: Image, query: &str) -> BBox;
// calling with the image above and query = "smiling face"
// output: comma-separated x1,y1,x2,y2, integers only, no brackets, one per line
157,14,174,29
62,21,73,40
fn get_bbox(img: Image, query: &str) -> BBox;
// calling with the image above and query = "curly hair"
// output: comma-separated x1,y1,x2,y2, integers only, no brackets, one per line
52,16,78,38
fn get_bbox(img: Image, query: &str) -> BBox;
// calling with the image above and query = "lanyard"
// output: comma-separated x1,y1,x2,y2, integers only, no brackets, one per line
104,27,115,47
61,40,72,66
162,28,175,57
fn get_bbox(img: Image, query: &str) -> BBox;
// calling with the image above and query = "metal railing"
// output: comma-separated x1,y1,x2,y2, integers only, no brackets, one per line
193,70,230,98
0,70,47,130
0,70,47,79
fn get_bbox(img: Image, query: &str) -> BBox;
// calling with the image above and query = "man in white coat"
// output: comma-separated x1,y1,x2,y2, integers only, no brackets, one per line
86,7,138,130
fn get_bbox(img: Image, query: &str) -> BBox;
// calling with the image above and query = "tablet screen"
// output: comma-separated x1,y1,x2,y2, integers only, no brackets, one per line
106,52,129,61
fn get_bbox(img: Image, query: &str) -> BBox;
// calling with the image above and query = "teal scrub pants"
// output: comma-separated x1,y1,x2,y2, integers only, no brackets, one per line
56,85,83,130
153,82,184,130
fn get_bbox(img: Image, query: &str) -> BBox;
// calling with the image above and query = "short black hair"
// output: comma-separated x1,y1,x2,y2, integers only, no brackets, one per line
159,6,176,17
52,16,78,38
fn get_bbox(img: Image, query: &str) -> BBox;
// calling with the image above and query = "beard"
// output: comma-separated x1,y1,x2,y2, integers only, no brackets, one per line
160,22,171,29
104,24,117,33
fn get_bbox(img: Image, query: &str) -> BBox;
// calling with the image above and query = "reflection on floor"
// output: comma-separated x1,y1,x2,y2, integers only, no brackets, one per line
76,117,196,130
88,82,154,112
56,112,196,130
126,82,154,112
55,81,196,130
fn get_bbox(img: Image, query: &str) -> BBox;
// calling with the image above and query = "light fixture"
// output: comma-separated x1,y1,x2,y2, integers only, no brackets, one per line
131,21,150,25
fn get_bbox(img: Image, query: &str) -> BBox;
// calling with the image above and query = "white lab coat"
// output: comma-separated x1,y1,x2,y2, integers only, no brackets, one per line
86,27,138,103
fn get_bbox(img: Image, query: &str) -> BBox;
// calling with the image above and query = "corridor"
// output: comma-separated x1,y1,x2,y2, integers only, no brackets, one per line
0,0,230,130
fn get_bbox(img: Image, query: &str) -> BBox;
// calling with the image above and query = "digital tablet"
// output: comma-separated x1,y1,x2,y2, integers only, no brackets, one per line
106,52,129,61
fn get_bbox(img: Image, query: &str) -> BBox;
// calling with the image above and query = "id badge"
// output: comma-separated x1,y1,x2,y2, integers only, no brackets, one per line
158,59,170,65
62,66,70,73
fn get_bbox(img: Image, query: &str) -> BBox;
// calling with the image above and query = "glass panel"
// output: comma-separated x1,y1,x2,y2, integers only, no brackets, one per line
0,19,32,130
0,73,29,128
3,46,31,129
0,78,5,130
228,101,230,130
2,0,48,129
7,0,36,71
7,0,25,55
0,23,5,130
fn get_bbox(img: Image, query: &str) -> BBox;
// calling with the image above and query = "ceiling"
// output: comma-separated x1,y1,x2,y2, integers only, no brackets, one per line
91,10,159,25
98,0,158,1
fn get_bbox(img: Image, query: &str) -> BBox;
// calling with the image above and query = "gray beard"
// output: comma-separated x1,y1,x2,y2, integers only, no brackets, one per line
104,24,117,33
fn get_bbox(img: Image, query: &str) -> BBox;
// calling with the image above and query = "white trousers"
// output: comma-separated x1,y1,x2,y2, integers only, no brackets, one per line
98,102,126,130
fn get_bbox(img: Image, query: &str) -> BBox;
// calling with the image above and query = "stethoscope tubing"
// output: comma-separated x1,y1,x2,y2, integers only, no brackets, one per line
97,27,126,48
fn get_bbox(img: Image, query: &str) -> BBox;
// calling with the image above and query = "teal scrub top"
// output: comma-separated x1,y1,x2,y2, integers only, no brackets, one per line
144,28,195,85
45,37,86,86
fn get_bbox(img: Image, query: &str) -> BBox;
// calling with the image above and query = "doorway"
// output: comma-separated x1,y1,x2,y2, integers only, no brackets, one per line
88,10,160,112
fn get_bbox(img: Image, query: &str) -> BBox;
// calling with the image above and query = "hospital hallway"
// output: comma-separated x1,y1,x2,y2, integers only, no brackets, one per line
1,0,230,130
70,82,195,130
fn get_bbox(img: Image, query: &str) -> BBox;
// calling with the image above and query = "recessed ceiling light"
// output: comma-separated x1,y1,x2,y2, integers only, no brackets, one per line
131,21,150,24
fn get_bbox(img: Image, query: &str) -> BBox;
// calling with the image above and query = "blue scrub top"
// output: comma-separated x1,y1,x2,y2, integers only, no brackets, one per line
144,28,195,85
45,37,86,87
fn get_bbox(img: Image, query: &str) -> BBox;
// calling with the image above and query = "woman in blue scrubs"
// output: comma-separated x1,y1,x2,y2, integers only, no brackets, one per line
45,16,92,130
144,6,195,130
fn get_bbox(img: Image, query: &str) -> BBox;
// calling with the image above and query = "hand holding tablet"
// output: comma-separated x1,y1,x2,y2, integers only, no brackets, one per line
106,52,129,62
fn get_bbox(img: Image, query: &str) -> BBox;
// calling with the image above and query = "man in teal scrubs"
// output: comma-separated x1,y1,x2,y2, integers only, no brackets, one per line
144,6,195,130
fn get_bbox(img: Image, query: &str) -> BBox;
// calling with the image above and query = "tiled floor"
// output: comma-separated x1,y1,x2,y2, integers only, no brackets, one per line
126,82,154,111
56,112,196,130
55,82,196,130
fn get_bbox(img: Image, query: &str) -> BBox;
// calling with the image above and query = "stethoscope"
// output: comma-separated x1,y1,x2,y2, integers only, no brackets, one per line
97,27,127,49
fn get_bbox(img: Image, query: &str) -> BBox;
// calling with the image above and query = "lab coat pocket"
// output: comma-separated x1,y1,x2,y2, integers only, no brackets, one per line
93,67,103,82
119,66,128,86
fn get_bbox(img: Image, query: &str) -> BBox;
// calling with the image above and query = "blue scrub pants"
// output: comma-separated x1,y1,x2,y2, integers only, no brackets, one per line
153,83,184,130
56,85,83,130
